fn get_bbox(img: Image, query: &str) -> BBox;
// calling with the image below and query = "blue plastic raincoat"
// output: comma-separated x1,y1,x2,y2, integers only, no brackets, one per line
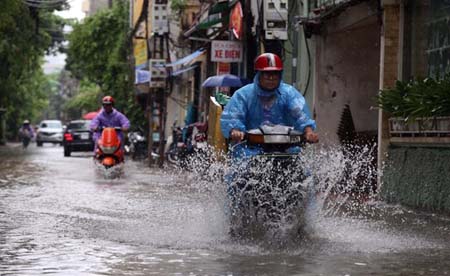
220,72,316,140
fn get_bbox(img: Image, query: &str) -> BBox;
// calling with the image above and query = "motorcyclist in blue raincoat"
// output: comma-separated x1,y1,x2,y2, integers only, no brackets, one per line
220,53,318,157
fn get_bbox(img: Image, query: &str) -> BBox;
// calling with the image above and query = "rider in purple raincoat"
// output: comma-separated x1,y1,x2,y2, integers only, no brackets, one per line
19,120,35,139
89,96,130,150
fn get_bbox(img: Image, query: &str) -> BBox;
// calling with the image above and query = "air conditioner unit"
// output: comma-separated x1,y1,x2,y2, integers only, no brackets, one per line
152,4,169,35
149,59,166,88
263,0,288,40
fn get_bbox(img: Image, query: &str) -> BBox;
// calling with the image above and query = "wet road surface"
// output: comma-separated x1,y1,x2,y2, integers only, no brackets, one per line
1,143,450,275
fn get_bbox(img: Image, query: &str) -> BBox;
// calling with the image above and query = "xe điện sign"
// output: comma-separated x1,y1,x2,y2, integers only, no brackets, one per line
211,40,242,63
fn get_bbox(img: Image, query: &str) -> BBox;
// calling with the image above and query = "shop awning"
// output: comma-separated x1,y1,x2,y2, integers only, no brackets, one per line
171,64,198,77
159,48,206,68
209,1,229,15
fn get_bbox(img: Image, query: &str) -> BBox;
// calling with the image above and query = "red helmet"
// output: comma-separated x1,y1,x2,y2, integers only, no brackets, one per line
102,96,114,105
254,53,283,71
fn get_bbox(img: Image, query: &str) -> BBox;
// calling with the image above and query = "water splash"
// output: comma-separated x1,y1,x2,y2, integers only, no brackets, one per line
300,143,378,217
167,143,382,246
94,161,125,180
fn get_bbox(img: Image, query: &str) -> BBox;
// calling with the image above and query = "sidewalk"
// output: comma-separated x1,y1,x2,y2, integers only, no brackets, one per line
0,142,22,148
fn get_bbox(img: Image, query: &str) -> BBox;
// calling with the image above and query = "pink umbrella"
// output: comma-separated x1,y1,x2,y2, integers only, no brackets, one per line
83,111,99,120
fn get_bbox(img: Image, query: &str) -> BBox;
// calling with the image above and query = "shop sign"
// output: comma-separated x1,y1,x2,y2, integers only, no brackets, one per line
217,62,231,93
217,62,230,75
211,40,242,63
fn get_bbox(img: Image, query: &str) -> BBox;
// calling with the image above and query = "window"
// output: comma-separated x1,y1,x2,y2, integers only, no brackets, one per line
403,0,450,79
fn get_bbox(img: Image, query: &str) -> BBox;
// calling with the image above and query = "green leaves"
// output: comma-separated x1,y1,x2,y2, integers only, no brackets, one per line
377,74,450,119
0,0,67,138
66,1,129,101
66,0,145,128
171,0,187,14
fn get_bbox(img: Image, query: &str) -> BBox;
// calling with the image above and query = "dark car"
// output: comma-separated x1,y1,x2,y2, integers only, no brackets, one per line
63,120,94,157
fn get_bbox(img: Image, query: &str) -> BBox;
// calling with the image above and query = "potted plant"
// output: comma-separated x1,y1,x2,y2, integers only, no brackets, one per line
377,73,450,136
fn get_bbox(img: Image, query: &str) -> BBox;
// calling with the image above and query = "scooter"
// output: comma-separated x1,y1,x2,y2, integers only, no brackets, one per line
166,124,186,165
227,124,308,238
94,127,124,168
125,128,148,160
19,129,33,149
166,122,208,168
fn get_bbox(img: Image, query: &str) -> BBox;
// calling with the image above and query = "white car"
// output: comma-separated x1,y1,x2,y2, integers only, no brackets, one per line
36,120,64,146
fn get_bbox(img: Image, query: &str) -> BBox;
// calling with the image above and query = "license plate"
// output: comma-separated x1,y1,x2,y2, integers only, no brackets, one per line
81,133,89,139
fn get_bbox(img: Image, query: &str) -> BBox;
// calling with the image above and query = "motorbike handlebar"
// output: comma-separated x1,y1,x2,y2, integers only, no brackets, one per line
93,126,124,132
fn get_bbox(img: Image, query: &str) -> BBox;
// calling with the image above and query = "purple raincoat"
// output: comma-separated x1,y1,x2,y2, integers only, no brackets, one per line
19,125,34,138
89,108,130,145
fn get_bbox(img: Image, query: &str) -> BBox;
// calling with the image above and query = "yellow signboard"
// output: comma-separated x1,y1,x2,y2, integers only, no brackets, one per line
133,38,148,69
133,0,144,28
133,0,147,38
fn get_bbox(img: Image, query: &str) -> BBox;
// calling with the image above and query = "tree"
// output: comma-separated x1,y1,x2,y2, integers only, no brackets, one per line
0,0,67,139
66,0,146,128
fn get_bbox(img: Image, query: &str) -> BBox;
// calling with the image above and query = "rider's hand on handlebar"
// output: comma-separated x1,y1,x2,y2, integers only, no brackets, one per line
230,129,245,142
304,127,319,143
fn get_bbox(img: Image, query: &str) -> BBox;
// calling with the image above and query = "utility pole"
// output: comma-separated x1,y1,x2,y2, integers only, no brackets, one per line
147,36,158,167
148,33,169,167
157,32,171,167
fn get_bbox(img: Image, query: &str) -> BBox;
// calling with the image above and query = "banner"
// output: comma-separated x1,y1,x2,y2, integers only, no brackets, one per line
230,2,243,40
135,69,151,84
133,38,148,69
132,0,147,38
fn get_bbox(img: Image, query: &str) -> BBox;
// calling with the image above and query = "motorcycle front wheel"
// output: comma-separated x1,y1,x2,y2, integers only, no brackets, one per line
166,149,179,165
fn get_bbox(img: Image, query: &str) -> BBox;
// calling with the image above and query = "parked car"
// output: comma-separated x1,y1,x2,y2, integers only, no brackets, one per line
36,120,64,146
63,120,94,157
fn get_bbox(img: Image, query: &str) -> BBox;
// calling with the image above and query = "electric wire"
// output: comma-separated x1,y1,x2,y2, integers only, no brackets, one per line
22,0,72,9
25,0,67,3
303,25,311,97
23,2,66,9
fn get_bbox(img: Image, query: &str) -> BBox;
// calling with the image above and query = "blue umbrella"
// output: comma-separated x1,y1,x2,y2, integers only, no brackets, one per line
202,74,251,87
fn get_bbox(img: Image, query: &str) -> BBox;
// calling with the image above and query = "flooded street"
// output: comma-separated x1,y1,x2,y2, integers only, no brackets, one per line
1,143,450,275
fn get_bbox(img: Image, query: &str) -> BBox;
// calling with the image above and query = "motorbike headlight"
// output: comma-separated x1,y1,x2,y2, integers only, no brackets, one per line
99,145,118,154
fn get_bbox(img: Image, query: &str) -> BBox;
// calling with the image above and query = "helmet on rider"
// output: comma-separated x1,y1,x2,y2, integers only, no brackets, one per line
102,96,115,114
23,120,30,125
254,53,283,71
102,96,115,105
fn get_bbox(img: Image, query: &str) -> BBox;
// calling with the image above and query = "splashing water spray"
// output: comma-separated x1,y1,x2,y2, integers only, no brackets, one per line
170,142,378,244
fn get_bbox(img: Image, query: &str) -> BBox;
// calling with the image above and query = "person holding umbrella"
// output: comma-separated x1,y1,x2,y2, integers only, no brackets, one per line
220,53,318,144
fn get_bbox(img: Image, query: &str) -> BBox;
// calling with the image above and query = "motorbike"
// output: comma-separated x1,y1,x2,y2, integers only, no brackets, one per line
227,124,309,238
125,128,148,160
166,122,208,168
94,127,124,169
19,128,33,149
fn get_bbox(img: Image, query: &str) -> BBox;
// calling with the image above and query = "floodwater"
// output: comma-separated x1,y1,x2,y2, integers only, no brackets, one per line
1,143,450,275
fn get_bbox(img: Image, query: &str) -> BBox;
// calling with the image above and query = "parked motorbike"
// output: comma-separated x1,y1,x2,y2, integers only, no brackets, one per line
166,122,208,168
94,127,124,169
227,124,308,238
125,128,148,160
